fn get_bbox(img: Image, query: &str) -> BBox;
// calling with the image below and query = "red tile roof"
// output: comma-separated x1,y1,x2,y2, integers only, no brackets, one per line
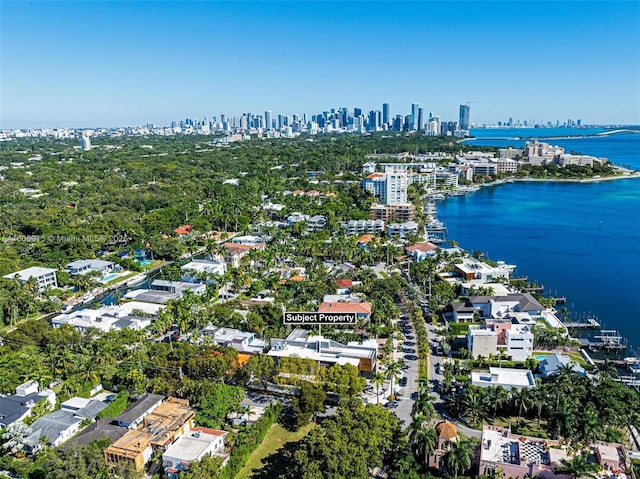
335,279,353,288
406,242,437,253
357,234,374,244
318,302,372,315
174,225,192,235
224,242,264,254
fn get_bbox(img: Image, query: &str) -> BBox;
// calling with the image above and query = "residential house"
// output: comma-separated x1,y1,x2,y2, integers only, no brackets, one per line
467,326,498,359
405,242,437,262
224,242,265,268
162,427,229,479
450,301,477,322
318,301,372,322
468,293,545,320
51,301,161,332
429,420,458,470
471,367,535,390
307,215,327,233
467,322,534,361
24,409,84,453
268,329,378,373
479,426,634,479
59,397,108,419
105,397,196,472
232,235,265,246
454,258,514,282
181,259,226,279
65,259,115,276
538,353,586,378
115,393,164,429
201,326,266,354
150,279,206,296
335,279,353,294
0,381,56,429
3,266,57,292
174,225,192,236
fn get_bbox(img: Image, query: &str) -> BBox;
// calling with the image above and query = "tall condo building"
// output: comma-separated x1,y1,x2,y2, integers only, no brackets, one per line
382,103,390,126
459,103,471,130
80,134,91,150
264,110,272,130
411,103,420,130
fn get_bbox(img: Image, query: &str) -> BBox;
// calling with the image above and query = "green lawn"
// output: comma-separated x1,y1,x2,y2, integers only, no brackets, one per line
535,350,589,368
235,423,314,479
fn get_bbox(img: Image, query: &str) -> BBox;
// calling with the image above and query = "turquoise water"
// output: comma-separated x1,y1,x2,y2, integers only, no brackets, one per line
101,272,120,282
136,259,153,267
439,130,640,351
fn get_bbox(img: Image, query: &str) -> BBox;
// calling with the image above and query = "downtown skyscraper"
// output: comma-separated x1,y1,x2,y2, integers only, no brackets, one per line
459,103,471,130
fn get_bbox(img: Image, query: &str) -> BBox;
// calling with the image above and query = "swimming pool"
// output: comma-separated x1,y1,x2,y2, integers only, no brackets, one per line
136,259,153,267
101,272,121,282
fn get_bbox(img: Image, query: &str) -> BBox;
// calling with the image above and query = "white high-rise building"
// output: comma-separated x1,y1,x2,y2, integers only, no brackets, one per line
264,110,272,130
80,135,91,151
379,164,410,205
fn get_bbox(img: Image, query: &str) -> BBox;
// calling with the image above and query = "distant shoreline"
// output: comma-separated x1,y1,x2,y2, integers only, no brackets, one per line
511,171,640,184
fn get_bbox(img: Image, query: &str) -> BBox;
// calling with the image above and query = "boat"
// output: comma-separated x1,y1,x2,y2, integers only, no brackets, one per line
82,295,95,304
430,194,445,201
126,273,147,287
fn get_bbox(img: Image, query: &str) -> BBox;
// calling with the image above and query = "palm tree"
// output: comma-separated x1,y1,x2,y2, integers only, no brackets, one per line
462,388,487,426
488,385,509,420
445,438,474,477
555,452,601,479
511,387,533,423
408,414,437,469
385,360,402,400
412,389,436,421
371,371,385,406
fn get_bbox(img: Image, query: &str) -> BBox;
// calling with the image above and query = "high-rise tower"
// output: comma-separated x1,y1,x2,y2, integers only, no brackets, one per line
459,103,471,130
411,103,420,130
382,103,390,126
264,110,272,130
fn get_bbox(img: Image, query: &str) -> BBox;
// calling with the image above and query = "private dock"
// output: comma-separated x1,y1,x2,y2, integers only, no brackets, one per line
564,317,601,329
579,330,628,350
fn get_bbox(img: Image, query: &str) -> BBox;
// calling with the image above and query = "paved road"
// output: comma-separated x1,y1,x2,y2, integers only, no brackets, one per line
425,319,482,439
392,301,419,428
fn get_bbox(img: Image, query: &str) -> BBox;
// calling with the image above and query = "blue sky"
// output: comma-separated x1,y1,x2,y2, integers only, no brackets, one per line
1,1,639,128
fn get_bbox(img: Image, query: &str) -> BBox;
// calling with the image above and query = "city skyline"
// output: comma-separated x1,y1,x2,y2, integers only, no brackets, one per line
1,1,639,129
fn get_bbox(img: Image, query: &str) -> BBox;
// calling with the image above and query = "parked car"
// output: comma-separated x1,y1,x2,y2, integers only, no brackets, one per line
399,377,408,387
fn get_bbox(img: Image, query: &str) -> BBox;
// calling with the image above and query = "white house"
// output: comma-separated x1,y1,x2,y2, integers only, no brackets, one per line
471,367,535,390
3,267,57,292
181,259,226,279
24,410,84,453
65,259,115,276
163,427,229,479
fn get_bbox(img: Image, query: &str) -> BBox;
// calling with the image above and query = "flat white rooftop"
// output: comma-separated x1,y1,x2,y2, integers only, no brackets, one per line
472,367,535,389
4,266,56,280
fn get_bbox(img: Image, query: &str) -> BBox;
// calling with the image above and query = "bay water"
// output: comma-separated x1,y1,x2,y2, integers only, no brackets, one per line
438,128,640,352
